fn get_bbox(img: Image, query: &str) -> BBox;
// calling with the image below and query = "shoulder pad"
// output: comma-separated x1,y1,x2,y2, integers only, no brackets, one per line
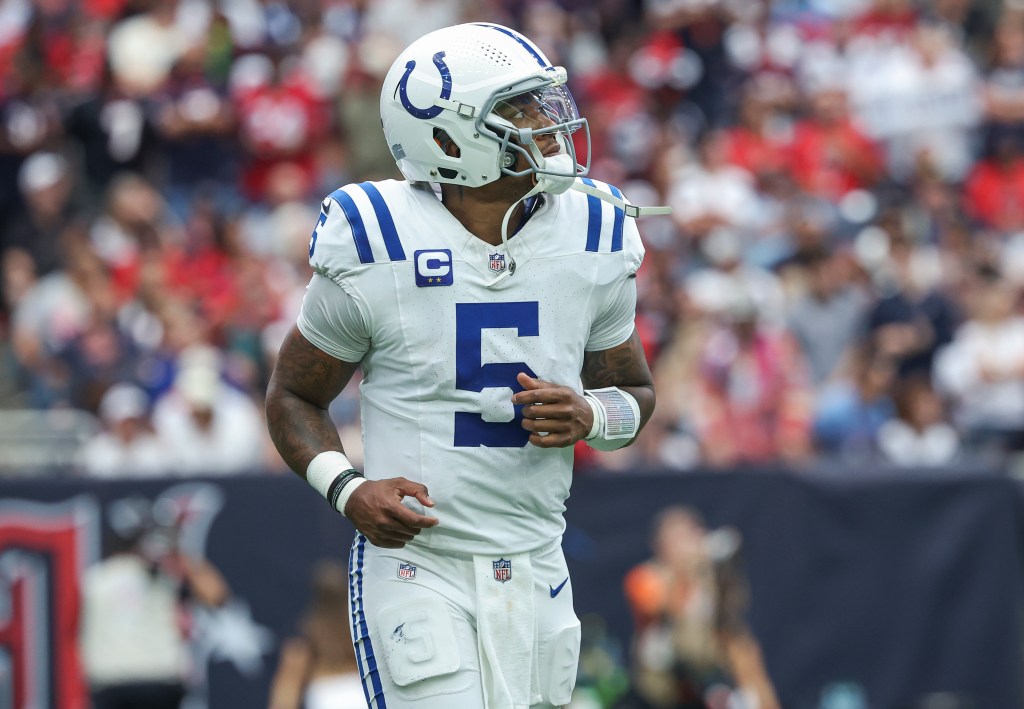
308,181,408,279
576,178,645,274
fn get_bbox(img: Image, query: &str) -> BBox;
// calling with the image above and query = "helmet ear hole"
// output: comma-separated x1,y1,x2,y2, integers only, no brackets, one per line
433,128,461,158
501,152,515,168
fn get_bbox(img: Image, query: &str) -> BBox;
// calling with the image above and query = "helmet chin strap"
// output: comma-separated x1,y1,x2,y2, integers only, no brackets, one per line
569,180,673,218
490,144,567,283
489,182,540,284
489,144,671,284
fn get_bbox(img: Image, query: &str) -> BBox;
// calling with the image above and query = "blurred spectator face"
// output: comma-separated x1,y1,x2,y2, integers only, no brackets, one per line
933,0,971,23
728,306,759,343
915,173,953,214
991,132,1020,165
176,364,220,431
159,302,209,352
148,0,177,23
653,507,706,571
264,162,310,205
810,88,847,125
738,90,770,130
973,279,1016,324
99,383,151,443
77,319,124,369
858,352,896,400
872,0,913,16
807,251,840,297
3,248,37,310
994,24,1024,68
175,41,207,77
914,24,954,67
108,175,163,230
64,243,117,317
700,131,730,170
190,405,214,430
183,200,221,250
19,153,71,218
311,560,349,606
113,416,145,443
899,380,946,430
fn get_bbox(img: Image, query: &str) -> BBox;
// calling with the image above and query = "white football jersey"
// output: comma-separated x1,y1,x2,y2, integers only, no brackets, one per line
297,179,643,554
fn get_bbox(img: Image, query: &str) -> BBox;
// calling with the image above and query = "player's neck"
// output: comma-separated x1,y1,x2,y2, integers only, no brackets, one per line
440,183,528,247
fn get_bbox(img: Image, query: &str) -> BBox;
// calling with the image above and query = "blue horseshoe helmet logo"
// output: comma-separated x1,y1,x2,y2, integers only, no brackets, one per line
397,51,452,119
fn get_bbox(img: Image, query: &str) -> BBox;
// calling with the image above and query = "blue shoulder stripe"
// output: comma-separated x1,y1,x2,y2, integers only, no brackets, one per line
327,188,374,264
357,182,406,262
581,178,602,253
608,184,625,253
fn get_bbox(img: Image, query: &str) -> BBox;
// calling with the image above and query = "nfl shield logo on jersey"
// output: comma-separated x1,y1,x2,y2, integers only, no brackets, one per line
488,252,506,274
397,562,417,580
493,558,512,583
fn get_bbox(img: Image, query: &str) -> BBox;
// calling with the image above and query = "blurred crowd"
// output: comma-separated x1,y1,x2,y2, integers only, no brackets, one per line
3,0,1024,475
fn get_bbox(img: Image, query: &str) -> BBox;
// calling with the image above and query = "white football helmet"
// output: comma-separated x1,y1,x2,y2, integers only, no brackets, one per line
379,23,590,189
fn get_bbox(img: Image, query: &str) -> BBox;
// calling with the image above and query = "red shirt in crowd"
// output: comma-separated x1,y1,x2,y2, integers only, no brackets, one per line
964,158,1024,230
788,119,882,199
235,76,328,201
724,126,790,178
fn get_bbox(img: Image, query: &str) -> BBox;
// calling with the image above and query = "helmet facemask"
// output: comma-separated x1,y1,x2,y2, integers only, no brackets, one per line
474,75,593,274
480,72,590,188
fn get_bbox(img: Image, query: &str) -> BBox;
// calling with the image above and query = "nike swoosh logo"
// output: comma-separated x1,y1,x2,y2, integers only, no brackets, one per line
549,577,568,598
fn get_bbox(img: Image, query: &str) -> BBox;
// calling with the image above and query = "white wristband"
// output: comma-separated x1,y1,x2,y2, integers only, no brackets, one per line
585,396,604,440
582,387,641,451
305,451,364,516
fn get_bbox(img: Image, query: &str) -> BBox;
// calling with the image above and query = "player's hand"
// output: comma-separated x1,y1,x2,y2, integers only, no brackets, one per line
512,372,593,448
345,478,438,549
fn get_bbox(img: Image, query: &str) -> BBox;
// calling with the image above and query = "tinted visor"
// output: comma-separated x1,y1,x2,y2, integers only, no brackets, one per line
491,84,582,133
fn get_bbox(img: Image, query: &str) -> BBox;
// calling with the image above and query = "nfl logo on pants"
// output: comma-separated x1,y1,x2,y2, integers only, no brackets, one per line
493,558,512,583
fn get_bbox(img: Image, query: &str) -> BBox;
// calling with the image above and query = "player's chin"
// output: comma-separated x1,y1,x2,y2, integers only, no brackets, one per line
497,172,536,199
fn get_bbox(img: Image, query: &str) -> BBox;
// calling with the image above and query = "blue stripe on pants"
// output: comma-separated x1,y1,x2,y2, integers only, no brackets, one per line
349,536,373,707
352,535,387,707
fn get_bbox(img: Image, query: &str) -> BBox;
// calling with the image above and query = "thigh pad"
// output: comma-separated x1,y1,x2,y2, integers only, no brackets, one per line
376,597,471,700
537,621,581,706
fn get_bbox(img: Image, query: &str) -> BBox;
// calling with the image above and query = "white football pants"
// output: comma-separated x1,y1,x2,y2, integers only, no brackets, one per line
347,534,581,708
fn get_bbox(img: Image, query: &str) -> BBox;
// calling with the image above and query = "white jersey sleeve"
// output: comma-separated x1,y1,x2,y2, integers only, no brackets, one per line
297,273,370,362
585,208,644,352
299,181,417,359
586,276,638,351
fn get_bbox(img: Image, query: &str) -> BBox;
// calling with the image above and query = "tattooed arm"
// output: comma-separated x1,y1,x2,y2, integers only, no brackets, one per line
511,328,655,448
266,326,437,547
580,328,656,433
265,326,358,474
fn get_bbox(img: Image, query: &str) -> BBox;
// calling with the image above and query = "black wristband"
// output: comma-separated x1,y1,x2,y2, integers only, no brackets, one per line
327,469,363,512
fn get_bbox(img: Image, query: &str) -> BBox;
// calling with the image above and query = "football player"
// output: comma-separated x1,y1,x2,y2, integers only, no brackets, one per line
266,23,664,709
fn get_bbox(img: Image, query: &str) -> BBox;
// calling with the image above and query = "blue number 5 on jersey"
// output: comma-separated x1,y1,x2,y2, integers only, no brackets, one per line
454,302,538,447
